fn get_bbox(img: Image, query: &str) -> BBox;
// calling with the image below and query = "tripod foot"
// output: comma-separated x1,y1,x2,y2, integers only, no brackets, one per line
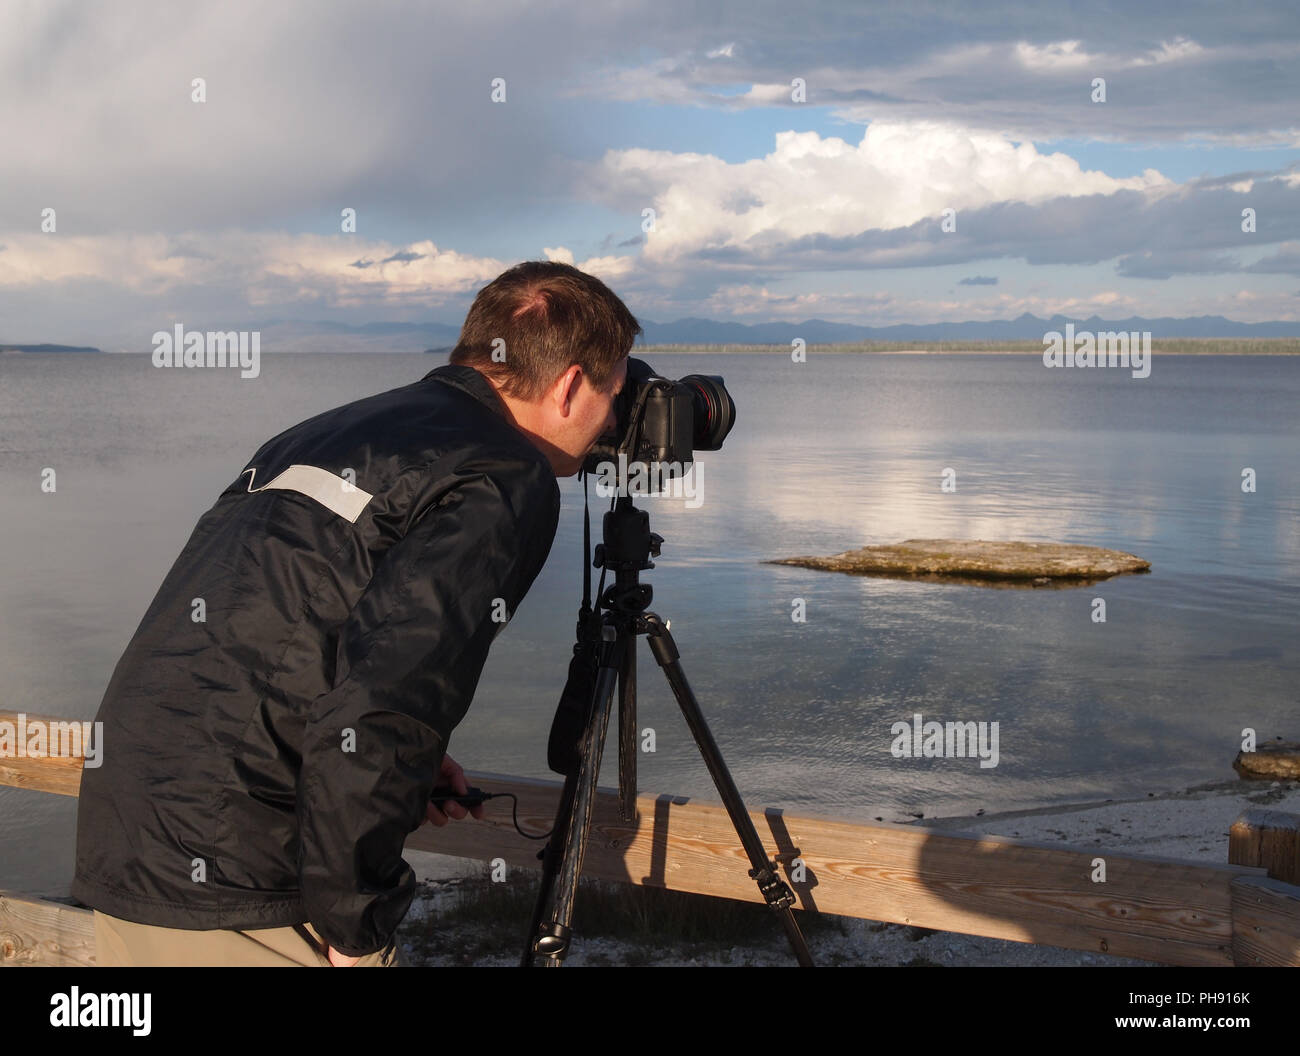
532,922,572,961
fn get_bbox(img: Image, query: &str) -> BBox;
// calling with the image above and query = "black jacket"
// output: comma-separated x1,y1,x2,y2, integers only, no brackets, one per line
71,364,561,956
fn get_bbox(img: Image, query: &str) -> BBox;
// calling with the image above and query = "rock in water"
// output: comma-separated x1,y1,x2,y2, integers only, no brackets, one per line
768,538,1150,587
1233,742,1300,780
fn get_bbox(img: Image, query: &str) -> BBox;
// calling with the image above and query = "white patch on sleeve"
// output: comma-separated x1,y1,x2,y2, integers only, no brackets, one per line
240,464,373,523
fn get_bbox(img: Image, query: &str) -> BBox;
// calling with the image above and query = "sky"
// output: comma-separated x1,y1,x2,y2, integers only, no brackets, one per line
1,0,1298,349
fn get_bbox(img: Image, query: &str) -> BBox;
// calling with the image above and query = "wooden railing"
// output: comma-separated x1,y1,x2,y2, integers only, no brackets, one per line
2,710,1297,966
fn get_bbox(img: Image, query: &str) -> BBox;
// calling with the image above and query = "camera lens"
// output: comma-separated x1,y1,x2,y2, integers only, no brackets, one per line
677,375,735,451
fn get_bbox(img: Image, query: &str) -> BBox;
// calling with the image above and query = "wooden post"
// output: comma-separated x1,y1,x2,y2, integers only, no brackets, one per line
1228,809,1300,966
1229,809,1300,885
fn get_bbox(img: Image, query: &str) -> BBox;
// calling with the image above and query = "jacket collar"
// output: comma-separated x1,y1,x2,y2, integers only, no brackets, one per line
422,363,509,420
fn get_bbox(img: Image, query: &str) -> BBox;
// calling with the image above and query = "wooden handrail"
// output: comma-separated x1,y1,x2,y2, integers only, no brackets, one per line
3,710,1298,966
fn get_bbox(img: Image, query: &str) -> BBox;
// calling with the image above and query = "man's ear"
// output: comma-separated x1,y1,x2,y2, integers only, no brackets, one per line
552,364,583,416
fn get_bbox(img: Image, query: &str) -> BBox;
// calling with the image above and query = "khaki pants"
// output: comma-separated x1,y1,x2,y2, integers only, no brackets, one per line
93,910,406,967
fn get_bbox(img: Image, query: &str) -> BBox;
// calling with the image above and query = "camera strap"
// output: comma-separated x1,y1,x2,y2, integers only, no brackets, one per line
549,468,608,776
581,466,592,612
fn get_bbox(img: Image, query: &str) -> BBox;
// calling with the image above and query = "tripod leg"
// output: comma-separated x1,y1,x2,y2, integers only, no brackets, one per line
618,631,637,823
641,612,815,967
518,769,576,967
524,628,626,966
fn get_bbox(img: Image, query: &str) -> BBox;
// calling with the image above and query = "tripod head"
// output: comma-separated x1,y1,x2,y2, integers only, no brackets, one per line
594,495,661,603
548,494,658,784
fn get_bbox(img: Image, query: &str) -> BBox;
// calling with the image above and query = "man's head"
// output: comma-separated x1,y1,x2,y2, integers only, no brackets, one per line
449,261,641,476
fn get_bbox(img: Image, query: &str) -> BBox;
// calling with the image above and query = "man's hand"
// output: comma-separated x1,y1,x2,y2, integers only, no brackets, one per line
325,757,479,964
322,755,480,965
425,752,486,826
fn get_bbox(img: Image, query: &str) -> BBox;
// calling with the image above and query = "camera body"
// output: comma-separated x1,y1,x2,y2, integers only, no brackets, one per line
581,357,735,476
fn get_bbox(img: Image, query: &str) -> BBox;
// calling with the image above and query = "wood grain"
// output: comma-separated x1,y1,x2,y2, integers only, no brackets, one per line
0,711,87,796
0,892,95,966
1230,876,1300,966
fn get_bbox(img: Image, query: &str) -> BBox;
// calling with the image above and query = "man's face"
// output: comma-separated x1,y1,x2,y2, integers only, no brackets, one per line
558,356,628,476
486,355,630,477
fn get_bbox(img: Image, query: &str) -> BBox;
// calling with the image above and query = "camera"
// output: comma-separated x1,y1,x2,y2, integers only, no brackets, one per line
581,357,736,476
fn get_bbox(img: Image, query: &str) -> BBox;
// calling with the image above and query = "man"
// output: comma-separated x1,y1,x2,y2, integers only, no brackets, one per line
72,260,639,966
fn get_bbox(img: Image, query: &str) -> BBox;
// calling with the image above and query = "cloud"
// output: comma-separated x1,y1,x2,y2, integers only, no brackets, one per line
1010,34,1206,73
1014,40,1098,72
1245,242,1300,275
4,2,1299,246
1116,249,1240,279
578,138,1300,281
542,245,636,279
0,231,507,308
3,0,1298,335
0,229,635,316
580,120,1174,265
959,276,998,286
580,15,1300,143
0,0,637,234
1131,36,1206,65
1016,35,1202,72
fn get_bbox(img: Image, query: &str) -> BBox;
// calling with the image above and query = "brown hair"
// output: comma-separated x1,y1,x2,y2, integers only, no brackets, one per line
449,261,641,401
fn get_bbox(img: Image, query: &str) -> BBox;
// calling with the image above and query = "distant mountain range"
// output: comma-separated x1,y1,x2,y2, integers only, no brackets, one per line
6,312,1297,355
297,313,1300,348
1,343,104,354
632,312,1300,343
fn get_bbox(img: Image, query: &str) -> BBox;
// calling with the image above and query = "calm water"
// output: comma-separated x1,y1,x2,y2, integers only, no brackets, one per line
2,351,1297,898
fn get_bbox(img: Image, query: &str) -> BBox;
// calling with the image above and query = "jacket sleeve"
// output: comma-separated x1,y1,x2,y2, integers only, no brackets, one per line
295,463,559,956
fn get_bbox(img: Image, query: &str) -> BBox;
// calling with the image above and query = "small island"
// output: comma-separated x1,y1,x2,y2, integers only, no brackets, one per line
768,538,1150,588
1,343,103,354
1233,741,1300,780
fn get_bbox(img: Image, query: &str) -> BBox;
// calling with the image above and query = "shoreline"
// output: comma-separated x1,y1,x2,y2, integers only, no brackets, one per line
914,776,1298,859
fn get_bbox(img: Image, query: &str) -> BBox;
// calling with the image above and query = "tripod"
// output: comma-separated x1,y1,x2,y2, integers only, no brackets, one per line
521,493,813,967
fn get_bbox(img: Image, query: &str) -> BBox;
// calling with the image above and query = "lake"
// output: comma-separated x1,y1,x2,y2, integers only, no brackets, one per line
1,350,1297,899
